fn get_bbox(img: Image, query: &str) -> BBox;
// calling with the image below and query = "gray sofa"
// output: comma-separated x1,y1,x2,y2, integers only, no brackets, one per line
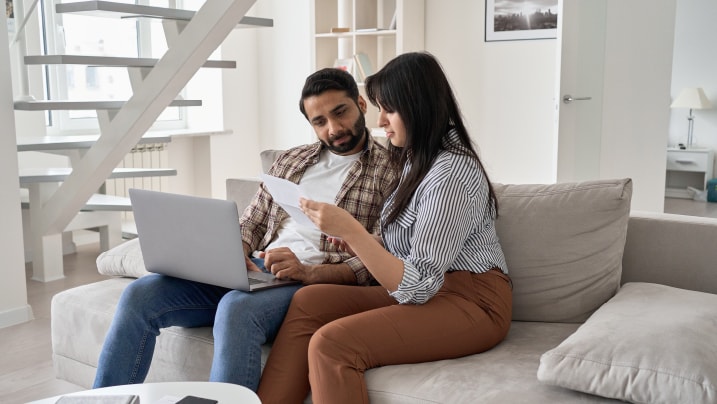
51,162,717,403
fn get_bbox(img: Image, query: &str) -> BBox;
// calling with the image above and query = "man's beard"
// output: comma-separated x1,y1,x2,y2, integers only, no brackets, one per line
323,112,366,154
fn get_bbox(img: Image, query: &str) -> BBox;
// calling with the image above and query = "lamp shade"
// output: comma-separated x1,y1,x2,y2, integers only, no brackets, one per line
670,87,713,109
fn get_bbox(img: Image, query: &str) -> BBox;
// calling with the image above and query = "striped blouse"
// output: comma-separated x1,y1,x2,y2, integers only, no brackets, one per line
381,132,507,304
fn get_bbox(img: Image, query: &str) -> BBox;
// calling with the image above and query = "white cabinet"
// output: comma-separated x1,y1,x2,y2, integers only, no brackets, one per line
311,0,424,127
665,148,715,199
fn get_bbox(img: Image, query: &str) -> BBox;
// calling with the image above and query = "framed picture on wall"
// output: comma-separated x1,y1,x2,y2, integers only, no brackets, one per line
485,0,558,42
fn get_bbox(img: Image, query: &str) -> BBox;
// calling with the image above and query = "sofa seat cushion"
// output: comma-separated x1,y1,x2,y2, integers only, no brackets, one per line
537,282,717,404
51,278,272,388
494,179,632,322
365,321,617,403
53,278,619,402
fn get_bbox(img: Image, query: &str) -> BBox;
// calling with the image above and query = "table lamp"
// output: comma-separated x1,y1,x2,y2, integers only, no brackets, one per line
670,87,712,149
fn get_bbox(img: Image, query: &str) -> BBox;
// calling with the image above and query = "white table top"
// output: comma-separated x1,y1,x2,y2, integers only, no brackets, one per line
27,382,260,404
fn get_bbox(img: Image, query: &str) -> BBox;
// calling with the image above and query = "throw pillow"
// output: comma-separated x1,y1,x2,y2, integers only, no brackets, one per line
494,178,632,322
96,238,149,278
537,282,717,404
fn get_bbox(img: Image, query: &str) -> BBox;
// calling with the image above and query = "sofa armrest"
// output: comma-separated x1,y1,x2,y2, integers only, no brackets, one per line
226,178,261,214
622,211,717,294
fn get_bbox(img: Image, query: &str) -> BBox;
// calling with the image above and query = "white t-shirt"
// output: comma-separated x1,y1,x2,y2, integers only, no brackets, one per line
265,148,361,264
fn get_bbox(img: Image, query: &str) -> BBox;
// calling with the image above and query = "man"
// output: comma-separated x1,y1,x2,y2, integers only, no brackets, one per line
92,68,397,392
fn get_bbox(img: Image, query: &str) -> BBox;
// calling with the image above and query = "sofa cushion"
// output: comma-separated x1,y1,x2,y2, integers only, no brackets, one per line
96,238,149,278
537,282,717,404
365,321,618,403
260,149,283,174
494,179,632,322
53,277,618,402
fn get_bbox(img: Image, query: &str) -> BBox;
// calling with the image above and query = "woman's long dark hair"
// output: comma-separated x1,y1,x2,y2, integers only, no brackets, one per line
365,52,498,224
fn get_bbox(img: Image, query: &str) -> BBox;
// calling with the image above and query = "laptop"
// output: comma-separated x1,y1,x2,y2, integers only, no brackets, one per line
128,188,300,291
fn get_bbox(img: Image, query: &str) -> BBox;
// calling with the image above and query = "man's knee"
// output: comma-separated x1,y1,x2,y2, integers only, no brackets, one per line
120,275,166,304
215,290,257,322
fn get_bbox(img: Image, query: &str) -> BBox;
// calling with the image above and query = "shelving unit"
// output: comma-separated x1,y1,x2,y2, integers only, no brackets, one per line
311,0,424,126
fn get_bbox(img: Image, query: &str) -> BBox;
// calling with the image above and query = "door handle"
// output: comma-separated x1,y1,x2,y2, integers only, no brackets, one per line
562,94,592,104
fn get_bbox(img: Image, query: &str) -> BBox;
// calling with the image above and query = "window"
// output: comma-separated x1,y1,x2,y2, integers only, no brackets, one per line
41,0,188,133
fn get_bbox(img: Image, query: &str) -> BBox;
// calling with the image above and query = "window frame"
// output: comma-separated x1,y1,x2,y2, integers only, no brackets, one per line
40,0,189,135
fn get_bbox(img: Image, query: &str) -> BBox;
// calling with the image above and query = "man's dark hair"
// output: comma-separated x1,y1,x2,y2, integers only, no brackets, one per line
299,68,360,120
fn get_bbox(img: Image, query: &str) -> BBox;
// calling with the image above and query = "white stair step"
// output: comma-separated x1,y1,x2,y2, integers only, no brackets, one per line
14,99,201,111
79,193,133,211
24,55,236,69
17,133,171,152
20,189,132,211
55,1,273,28
19,167,177,184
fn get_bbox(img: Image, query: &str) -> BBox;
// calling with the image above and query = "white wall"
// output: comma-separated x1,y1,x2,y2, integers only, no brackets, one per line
0,12,34,329
423,0,558,184
233,0,559,185
219,0,314,187
240,0,678,212
669,0,717,178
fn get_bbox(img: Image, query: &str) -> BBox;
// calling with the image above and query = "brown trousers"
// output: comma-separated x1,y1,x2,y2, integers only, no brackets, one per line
257,269,512,404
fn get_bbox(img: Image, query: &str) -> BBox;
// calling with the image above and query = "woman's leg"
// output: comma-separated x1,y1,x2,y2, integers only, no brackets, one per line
257,284,396,404
93,274,228,388
211,283,302,390
309,270,512,404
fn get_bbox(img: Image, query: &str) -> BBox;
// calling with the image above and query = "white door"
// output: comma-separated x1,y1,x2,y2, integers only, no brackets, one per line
554,0,607,183
555,0,677,212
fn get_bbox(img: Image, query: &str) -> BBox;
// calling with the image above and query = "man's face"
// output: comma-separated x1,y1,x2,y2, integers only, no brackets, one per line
302,90,367,155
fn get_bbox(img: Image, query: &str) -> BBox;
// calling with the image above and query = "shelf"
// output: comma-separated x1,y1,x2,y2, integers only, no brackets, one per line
312,0,425,127
24,55,236,69
14,99,201,111
55,1,273,28
665,187,692,199
315,29,396,38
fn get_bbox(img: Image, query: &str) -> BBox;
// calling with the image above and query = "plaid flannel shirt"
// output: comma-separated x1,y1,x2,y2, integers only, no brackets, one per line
240,134,397,285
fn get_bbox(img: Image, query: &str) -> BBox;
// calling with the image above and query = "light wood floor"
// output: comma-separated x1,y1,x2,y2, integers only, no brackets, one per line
0,241,110,403
663,196,717,219
1,198,715,403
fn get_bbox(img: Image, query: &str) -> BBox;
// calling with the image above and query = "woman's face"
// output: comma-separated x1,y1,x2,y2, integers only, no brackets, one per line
377,104,407,147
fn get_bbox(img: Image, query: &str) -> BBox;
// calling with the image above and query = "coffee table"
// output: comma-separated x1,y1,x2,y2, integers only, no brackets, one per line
26,381,260,404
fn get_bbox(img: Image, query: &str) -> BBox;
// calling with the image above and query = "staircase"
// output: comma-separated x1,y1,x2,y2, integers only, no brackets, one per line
13,0,269,281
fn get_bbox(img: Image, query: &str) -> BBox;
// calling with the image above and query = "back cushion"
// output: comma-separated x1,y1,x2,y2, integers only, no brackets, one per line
260,149,284,173
494,179,632,322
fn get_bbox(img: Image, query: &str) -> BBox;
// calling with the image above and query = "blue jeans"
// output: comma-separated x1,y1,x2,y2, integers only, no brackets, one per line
92,258,302,391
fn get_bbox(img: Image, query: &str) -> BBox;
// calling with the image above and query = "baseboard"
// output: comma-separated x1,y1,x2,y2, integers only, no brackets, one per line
0,304,34,329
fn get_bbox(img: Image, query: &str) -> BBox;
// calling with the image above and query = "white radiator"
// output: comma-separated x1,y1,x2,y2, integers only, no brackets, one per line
105,142,170,223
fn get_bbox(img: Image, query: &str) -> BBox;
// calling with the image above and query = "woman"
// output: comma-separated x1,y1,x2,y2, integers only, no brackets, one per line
257,52,512,404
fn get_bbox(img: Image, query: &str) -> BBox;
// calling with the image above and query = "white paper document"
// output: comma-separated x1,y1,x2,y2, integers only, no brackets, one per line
260,174,318,229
